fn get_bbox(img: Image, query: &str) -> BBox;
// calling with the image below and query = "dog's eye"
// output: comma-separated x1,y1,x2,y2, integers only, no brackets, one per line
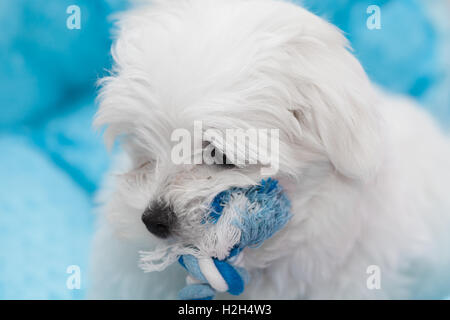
120,160,153,185
220,153,235,168
211,148,235,168
131,161,152,172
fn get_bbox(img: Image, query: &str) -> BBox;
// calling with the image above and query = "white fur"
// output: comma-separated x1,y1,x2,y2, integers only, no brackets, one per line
89,0,450,299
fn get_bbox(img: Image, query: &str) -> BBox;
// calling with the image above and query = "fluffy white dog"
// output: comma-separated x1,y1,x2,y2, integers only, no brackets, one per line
89,0,450,299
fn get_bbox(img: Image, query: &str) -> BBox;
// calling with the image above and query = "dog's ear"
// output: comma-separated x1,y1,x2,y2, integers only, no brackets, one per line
288,32,384,181
308,82,383,181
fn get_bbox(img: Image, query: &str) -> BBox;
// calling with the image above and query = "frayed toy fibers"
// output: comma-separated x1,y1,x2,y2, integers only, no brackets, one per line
177,178,292,299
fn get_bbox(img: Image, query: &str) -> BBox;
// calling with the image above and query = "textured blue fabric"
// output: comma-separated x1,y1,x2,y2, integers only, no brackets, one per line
0,0,128,127
0,0,128,299
234,178,292,249
213,259,246,295
208,178,292,249
0,135,94,299
32,98,111,194
178,178,290,299
301,0,450,126
209,191,229,223
178,255,208,283
178,256,250,299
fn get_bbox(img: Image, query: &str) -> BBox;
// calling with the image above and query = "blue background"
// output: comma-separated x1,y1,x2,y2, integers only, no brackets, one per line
0,0,449,299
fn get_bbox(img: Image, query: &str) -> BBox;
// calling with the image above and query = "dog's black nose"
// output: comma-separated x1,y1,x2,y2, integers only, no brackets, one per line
141,202,176,238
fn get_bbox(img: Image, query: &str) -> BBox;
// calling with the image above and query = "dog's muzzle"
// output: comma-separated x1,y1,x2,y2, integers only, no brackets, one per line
141,201,176,238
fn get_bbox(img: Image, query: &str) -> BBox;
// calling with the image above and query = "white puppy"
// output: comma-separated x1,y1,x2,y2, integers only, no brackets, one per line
89,0,450,299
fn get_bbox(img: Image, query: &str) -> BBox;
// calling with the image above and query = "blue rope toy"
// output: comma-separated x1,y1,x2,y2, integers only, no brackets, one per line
177,178,292,300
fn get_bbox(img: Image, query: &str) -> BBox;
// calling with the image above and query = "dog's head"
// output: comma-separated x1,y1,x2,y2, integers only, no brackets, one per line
95,0,383,263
